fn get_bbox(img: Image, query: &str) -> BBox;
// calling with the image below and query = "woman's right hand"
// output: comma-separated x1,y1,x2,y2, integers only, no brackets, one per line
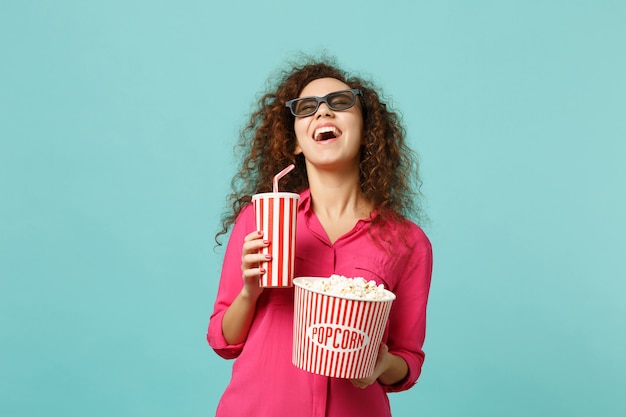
240,230,270,300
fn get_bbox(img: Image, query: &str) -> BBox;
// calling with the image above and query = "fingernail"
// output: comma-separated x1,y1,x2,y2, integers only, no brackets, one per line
263,240,270,245
257,230,263,236
265,254,272,260
260,268,266,273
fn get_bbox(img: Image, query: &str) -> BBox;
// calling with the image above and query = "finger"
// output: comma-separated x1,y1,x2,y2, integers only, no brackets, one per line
242,237,270,255
241,244,270,271
243,239,270,252
242,253,271,268
350,379,369,389
243,252,271,262
244,230,264,242
242,267,265,280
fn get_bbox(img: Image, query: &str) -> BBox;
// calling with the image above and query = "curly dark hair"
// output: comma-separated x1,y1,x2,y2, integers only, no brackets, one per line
215,56,425,246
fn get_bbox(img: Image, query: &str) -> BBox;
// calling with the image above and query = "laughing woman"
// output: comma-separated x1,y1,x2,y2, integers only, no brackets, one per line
208,57,433,417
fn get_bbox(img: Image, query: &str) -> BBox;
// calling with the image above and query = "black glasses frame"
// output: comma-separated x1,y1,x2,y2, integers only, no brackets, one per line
285,89,363,117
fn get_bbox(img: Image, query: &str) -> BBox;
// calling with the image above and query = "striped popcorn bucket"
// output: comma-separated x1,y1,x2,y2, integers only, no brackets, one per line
252,192,299,287
292,277,396,379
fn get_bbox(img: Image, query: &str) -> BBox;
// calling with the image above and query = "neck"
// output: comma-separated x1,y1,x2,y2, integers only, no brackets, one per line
306,164,372,221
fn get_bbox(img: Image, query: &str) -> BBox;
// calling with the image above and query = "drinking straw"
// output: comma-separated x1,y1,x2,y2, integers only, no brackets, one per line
273,164,295,192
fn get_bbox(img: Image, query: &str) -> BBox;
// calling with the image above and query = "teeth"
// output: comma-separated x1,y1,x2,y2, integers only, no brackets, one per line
313,126,341,141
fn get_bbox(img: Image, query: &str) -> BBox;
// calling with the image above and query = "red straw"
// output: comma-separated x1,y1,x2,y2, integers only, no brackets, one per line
273,164,295,192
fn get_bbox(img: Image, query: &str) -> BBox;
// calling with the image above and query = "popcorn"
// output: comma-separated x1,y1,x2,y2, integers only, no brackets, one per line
302,274,389,300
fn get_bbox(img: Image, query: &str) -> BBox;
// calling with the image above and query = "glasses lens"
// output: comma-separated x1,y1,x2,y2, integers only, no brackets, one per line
328,91,356,110
293,98,319,116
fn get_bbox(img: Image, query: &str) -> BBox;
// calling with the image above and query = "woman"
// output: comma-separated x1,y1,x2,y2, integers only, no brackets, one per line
208,57,433,416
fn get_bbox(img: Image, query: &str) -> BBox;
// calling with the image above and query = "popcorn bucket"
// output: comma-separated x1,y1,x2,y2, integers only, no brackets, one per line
292,277,396,379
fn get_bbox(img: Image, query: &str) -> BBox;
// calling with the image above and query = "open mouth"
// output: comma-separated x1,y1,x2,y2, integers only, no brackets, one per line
313,125,342,142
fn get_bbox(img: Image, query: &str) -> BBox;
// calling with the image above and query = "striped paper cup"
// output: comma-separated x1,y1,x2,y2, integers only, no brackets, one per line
252,192,299,287
292,277,396,379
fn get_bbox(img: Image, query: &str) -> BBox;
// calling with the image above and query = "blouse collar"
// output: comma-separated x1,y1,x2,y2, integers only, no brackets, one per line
298,188,376,223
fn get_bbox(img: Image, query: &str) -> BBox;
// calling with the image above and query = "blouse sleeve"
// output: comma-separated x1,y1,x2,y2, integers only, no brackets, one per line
382,225,433,393
206,204,256,359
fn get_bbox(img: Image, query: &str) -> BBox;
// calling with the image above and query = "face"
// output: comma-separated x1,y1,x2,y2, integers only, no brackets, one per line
292,78,364,172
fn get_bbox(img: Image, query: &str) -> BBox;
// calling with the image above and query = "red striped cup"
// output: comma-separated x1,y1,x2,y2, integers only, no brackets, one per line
252,192,299,288
292,277,396,379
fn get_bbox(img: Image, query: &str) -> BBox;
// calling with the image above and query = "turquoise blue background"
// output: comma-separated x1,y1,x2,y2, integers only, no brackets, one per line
1,1,625,416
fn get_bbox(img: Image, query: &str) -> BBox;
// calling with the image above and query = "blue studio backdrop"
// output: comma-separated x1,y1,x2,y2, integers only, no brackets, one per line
1,1,625,416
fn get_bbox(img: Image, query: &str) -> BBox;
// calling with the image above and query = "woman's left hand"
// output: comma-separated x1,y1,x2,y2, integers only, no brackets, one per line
349,343,390,389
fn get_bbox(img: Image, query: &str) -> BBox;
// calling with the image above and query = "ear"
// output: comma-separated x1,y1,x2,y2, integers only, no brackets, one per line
294,143,302,155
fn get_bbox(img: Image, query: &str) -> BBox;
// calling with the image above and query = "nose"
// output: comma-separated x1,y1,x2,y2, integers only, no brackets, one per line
315,101,334,118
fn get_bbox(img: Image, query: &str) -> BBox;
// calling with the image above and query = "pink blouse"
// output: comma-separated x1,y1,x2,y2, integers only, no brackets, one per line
207,189,432,417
